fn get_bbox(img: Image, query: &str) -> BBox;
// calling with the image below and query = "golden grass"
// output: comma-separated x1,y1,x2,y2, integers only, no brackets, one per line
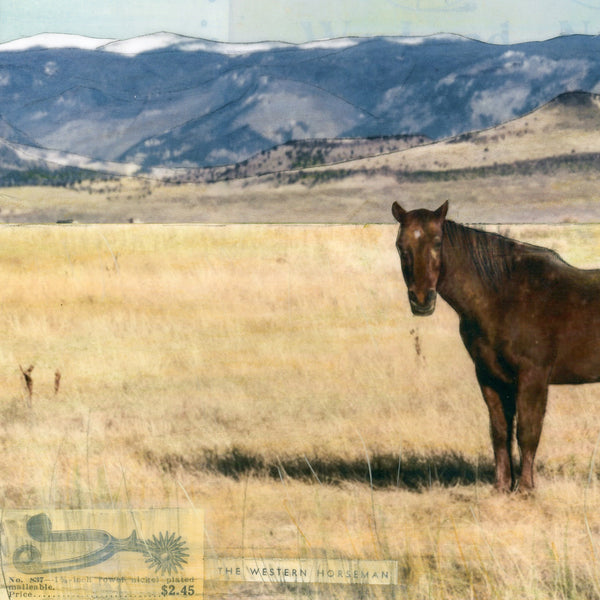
2,223,600,598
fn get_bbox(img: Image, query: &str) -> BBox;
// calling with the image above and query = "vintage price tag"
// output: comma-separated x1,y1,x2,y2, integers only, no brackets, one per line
0,509,203,599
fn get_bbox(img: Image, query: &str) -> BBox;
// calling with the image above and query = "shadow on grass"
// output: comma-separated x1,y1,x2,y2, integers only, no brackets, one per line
145,447,496,490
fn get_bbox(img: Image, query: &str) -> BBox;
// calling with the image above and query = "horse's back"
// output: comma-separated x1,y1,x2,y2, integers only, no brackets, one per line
512,244,600,296
509,246,600,383
480,245,600,383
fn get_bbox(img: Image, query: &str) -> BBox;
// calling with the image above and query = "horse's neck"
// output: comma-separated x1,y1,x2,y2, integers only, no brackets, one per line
437,233,496,321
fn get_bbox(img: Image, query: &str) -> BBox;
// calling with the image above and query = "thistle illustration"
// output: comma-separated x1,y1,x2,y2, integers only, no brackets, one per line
143,531,189,575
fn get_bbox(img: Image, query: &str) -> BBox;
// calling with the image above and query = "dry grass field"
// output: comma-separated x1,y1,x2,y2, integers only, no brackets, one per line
1,223,600,598
5,165,600,225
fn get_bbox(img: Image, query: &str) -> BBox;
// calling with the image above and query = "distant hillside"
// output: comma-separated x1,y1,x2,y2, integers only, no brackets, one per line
165,90,600,187
0,138,115,186
287,91,600,183
165,134,430,183
8,87,600,223
0,137,137,187
4,32,600,175
5,91,600,224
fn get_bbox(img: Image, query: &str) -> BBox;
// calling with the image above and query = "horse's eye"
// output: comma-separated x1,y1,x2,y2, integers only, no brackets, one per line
433,240,442,251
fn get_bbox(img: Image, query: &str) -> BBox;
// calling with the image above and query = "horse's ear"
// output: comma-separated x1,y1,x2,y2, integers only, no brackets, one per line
435,200,449,220
392,202,406,223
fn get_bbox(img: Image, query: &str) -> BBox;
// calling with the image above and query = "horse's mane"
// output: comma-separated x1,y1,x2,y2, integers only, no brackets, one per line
442,220,523,290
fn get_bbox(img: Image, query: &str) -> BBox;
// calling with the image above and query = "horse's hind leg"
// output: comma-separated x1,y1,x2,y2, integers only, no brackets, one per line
516,367,550,491
477,369,516,492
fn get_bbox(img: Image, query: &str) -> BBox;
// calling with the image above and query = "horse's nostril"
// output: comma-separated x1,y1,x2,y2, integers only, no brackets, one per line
409,290,436,306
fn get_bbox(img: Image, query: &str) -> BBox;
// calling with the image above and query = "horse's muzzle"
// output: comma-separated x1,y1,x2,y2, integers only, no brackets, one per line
408,290,437,316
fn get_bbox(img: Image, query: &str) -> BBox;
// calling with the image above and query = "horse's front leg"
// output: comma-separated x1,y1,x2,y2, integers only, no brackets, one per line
515,367,550,492
476,368,516,492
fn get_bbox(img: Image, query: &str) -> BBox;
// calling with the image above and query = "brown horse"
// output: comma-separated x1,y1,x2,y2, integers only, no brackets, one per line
392,200,600,492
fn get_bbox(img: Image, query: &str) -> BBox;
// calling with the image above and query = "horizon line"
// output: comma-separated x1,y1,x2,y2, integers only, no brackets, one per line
0,29,598,51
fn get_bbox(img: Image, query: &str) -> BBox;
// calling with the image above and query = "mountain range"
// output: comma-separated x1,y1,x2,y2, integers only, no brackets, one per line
1,31,600,178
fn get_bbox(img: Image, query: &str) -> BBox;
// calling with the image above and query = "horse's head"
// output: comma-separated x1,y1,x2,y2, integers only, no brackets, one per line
392,200,448,316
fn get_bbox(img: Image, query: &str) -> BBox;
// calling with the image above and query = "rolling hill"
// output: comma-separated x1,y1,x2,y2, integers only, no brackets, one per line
309,90,600,178
165,134,430,183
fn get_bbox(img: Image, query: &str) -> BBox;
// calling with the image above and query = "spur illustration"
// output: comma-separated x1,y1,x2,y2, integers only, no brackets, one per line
13,513,189,575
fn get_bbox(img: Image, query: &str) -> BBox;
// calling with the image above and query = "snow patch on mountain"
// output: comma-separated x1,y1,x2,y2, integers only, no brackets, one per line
5,139,140,175
0,31,464,56
384,33,470,45
101,32,290,56
0,33,114,51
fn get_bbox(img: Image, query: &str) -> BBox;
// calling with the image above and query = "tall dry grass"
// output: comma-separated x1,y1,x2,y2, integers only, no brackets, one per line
1,223,600,598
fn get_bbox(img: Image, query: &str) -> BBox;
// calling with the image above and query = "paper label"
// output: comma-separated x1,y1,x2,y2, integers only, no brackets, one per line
0,509,203,600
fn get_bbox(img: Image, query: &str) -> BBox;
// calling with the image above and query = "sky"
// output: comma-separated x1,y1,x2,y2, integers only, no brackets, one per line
2,0,600,45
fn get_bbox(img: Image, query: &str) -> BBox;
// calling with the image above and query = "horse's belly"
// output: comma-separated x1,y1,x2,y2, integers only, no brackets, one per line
552,338,600,384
